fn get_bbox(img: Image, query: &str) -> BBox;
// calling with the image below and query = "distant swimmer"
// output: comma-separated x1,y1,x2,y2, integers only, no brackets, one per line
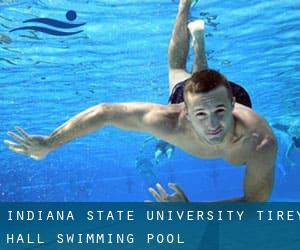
0,33,12,44
135,138,160,186
154,140,175,164
138,136,174,164
135,158,158,187
135,138,173,186
4,0,277,202
273,120,300,168
273,128,290,177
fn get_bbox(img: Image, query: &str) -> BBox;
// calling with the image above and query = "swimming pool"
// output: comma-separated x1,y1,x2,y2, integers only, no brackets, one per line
0,0,299,201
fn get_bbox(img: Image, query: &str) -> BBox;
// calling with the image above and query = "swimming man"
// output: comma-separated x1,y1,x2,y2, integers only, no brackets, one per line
4,0,277,202
273,120,300,168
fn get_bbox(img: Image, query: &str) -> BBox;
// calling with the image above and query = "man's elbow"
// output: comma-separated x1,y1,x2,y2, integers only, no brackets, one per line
77,103,112,129
94,103,113,124
245,190,271,202
245,175,274,202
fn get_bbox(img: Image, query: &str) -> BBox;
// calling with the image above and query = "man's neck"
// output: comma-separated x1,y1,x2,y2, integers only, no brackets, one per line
222,116,236,147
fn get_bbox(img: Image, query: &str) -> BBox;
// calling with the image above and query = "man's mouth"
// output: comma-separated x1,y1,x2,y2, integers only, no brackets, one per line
207,127,222,135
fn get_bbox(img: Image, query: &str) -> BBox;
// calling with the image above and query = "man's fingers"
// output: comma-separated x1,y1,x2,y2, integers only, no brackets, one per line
4,139,16,147
9,144,26,151
15,127,30,140
156,183,168,198
30,155,41,160
12,148,26,155
168,183,186,198
4,140,23,148
148,187,161,202
4,140,27,153
4,140,27,150
7,131,28,145
8,146,27,155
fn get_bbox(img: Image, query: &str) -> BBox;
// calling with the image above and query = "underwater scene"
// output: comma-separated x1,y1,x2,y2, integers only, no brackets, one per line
0,0,299,202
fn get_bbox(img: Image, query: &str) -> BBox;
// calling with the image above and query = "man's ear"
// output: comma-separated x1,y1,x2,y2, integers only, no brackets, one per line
231,97,236,108
184,105,190,120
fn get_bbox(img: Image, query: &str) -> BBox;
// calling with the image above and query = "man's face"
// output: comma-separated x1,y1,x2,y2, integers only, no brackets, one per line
185,86,234,145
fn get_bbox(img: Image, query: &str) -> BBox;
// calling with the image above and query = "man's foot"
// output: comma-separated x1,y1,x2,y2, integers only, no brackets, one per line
187,20,205,47
179,0,199,6
0,33,12,44
178,0,192,8
166,147,174,159
154,149,163,164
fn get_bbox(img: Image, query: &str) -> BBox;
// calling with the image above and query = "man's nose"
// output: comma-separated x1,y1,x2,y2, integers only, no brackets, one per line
208,116,219,129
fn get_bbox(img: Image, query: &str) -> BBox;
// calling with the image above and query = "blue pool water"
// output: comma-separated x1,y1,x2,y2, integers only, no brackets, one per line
0,0,299,201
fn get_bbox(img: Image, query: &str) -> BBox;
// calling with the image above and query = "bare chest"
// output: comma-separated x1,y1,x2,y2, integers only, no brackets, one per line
223,140,252,166
175,134,253,165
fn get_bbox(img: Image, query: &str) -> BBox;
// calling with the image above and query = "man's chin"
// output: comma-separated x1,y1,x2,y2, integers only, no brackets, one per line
205,134,224,145
206,139,223,145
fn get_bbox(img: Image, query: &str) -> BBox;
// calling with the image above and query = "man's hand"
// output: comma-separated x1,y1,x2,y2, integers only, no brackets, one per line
147,183,189,202
4,127,51,160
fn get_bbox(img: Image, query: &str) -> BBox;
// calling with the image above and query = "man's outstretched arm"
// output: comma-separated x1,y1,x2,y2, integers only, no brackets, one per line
148,134,277,203
4,103,177,160
219,134,277,202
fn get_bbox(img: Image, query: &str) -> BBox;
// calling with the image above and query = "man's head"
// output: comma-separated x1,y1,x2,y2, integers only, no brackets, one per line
183,69,235,145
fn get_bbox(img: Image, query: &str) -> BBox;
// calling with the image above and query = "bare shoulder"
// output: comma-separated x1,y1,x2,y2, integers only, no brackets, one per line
144,103,186,136
233,103,276,151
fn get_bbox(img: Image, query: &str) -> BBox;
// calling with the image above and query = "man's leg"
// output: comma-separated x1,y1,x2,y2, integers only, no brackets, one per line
168,0,192,95
188,20,208,73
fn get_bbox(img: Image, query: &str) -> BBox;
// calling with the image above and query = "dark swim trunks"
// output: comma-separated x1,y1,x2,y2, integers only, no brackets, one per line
168,79,252,108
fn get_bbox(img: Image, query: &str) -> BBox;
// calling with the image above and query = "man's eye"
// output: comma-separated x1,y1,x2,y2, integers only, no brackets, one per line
196,112,206,116
216,109,225,114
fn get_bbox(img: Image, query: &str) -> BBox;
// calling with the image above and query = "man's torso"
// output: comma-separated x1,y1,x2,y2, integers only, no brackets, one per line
159,103,275,166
